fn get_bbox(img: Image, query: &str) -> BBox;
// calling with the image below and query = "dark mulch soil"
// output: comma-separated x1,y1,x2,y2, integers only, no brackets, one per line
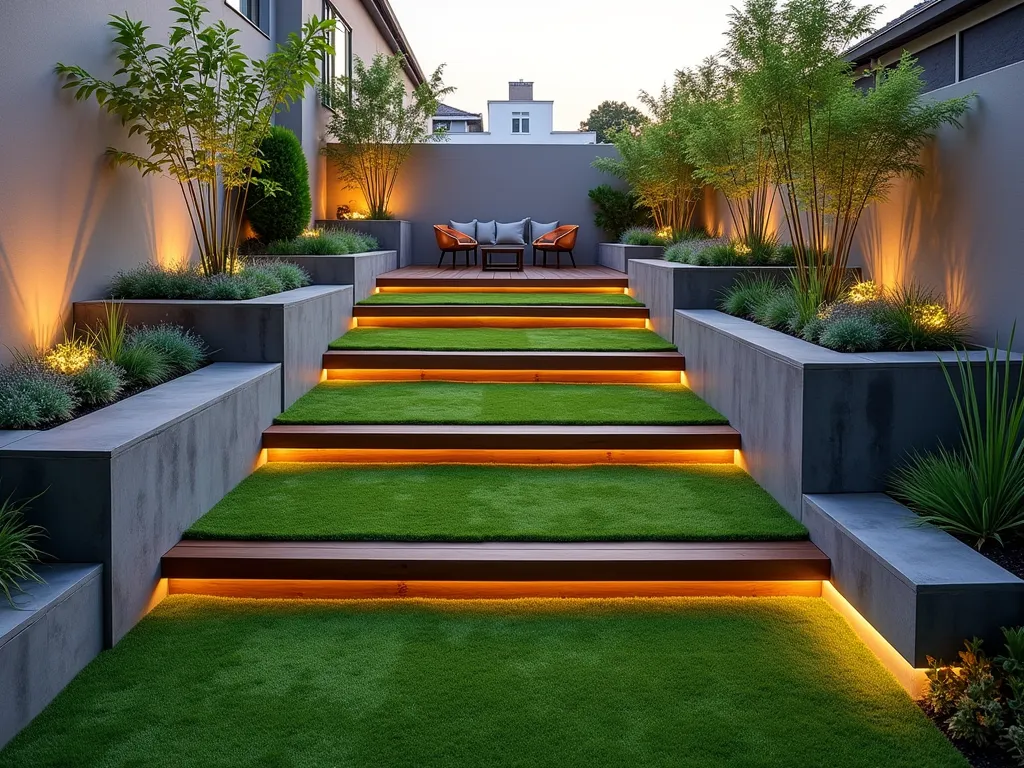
922,705,1016,768
981,542,1024,581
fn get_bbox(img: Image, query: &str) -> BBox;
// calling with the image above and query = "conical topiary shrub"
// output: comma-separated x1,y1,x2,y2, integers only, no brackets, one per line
245,125,312,243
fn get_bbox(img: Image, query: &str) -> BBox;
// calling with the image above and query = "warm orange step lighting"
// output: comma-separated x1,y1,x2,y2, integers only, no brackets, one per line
168,579,823,600
354,317,647,329
376,286,627,294
265,448,737,464
822,581,928,698
325,369,684,384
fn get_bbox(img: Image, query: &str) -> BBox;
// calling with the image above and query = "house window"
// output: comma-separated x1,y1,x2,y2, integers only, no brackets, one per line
226,0,269,35
511,111,530,134
322,1,353,108
961,2,1024,80
434,120,451,133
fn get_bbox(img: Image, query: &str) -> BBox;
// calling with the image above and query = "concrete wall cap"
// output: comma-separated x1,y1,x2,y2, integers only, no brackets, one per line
0,564,102,645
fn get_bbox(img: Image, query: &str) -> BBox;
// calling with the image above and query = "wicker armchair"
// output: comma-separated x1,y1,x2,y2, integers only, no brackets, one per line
532,225,579,268
433,225,478,268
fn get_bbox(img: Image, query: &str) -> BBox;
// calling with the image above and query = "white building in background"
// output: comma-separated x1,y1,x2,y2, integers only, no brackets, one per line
433,81,596,145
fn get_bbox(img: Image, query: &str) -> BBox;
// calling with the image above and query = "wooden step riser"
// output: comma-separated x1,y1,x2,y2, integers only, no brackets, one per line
376,279,628,289
377,287,628,295
264,448,737,464
355,318,648,329
168,579,825,599
354,306,649,319
162,541,831,583
322,351,686,372
325,370,684,384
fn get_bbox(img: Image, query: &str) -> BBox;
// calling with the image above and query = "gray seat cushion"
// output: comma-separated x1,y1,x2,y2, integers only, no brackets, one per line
449,220,477,239
476,220,497,245
532,220,559,242
496,219,529,245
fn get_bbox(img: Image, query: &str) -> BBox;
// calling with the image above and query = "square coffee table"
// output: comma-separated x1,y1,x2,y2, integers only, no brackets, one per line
480,245,525,272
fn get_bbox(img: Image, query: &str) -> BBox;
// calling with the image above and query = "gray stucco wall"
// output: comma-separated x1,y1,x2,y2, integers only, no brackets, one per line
325,143,626,265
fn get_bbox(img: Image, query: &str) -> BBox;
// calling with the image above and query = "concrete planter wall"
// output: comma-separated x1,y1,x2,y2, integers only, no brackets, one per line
597,243,664,273
0,564,103,749
0,364,280,646
674,309,1022,516
74,286,352,409
317,219,412,268
805,494,1024,666
279,250,397,302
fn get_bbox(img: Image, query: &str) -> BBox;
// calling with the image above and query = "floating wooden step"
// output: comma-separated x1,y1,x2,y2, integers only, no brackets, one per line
262,424,740,452
162,540,830,582
375,266,628,290
353,305,649,319
323,350,686,372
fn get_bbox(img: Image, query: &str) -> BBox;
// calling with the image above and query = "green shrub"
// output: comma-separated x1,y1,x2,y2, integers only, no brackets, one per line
801,316,826,344
128,325,207,374
588,184,652,240
773,244,796,266
264,229,377,256
891,331,1024,549
720,275,782,319
0,383,42,429
818,316,882,352
620,227,665,246
72,359,125,406
116,343,171,387
664,239,724,264
204,274,247,300
0,491,45,605
245,126,312,243
875,284,970,351
0,353,79,428
239,267,284,298
109,262,311,300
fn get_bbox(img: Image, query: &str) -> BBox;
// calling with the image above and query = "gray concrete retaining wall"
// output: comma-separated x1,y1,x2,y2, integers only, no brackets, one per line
0,564,103,748
279,251,397,302
674,309,1021,516
73,285,351,409
316,220,413,268
597,244,664,273
804,494,1024,666
0,364,281,646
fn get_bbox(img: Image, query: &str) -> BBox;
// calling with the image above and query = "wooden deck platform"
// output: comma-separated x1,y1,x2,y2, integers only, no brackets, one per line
162,540,830,582
262,424,741,452
375,265,628,290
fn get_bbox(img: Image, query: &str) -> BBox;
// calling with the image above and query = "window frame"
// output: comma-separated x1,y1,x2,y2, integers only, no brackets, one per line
225,0,270,37
511,111,531,134
321,0,353,109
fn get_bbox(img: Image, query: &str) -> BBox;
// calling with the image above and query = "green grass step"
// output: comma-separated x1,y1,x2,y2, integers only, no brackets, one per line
358,292,643,306
275,382,726,426
330,328,676,351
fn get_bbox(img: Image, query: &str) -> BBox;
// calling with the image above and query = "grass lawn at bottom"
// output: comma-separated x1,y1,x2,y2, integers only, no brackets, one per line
186,464,806,541
359,291,643,305
329,327,677,351
275,382,727,425
0,596,966,768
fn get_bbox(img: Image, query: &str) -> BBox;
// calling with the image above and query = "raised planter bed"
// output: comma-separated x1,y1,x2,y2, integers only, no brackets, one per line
0,564,103,749
629,260,861,341
0,363,281,646
597,243,665,272
279,250,397,301
74,286,352,409
805,493,1024,667
316,219,412,268
673,309,1023,516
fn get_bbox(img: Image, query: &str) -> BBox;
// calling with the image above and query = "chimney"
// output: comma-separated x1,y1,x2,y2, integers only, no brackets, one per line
508,80,533,101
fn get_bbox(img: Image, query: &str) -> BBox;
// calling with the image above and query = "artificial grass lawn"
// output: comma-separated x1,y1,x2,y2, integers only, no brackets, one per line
186,464,805,541
329,327,677,351
359,291,643,306
0,595,966,768
275,381,727,426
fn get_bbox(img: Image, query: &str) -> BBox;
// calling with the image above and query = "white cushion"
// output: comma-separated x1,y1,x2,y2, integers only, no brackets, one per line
449,219,477,239
495,219,528,245
476,220,497,245
532,220,559,241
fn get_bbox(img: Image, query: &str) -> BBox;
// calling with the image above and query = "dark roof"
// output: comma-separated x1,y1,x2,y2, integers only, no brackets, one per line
358,0,426,87
434,103,483,119
846,0,991,63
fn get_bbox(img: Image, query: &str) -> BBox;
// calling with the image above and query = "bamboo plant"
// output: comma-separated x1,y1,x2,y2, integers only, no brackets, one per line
56,0,334,276
321,54,452,220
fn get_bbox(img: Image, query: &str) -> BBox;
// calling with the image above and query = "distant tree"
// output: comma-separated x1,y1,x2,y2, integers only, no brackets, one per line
580,101,648,143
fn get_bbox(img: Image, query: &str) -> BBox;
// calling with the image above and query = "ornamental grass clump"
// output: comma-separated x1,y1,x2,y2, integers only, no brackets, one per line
0,354,79,429
719,274,783,318
128,325,207,374
620,227,667,246
72,360,125,406
109,261,311,300
892,329,1024,550
262,229,377,256
0,491,46,606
